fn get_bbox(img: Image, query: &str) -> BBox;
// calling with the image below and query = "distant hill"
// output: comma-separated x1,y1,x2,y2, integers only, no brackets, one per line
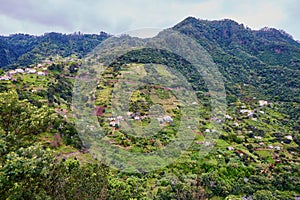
0,32,109,69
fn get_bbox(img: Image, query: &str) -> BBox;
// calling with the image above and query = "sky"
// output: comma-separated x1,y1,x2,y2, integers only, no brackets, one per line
0,0,299,40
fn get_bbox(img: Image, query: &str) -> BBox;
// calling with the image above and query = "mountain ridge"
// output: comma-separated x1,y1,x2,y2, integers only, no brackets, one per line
173,16,300,105
1,17,300,69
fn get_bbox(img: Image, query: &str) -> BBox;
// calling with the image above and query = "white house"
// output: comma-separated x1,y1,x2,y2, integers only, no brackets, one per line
108,117,116,121
163,116,173,123
233,122,239,127
285,135,293,140
8,70,17,75
192,101,198,105
259,142,264,146
228,146,235,151
26,68,37,74
205,129,210,133
225,114,233,120
240,109,254,117
37,71,45,76
274,146,281,151
259,100,268,107
116,116,124,121
109,121,118,127
134,116,140,120
126,112,133,118
0,76,11,81
254,136,263,140
15,68,25,73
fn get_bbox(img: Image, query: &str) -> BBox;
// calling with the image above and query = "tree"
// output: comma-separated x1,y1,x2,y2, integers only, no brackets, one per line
0,90,57,138
0,90,56,199
0,90,108,199
0,142,54,199
47,159,108,200
253,190,276,200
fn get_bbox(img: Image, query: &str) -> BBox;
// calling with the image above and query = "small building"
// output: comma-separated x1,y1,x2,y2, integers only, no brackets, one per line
108,117,116,121
285,135,293,140
37,71,45,76
228,146,234,151
127,112,133,118
117,116,124,121
205,129,210,133
225,114,233,120
89,125,95,131
157,117,164,124
259,142,264,146
109,121,118,127
15,68,25,73
8,70,17,75
240,109,254,117
26,68,37,74
259,100,268,107
192,101,198,105
233,122,239,127
43,59,52,64
204,141,211,146
0,75,11,81
254,136,262,140
163,116,173,123
274,146,281,151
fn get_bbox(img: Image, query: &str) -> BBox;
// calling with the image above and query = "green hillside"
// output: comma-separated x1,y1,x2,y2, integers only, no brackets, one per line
0,32,109,69
0,17,299,199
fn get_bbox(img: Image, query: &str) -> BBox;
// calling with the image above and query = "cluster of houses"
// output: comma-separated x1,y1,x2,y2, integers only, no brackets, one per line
237,100,269,120
227,134,294,155
0,66,48,81
107,112,173,127
0,75,11,81
216,101,268,123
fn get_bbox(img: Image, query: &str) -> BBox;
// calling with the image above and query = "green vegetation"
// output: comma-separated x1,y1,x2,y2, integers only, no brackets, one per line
0,32,109,69
0,17,299,199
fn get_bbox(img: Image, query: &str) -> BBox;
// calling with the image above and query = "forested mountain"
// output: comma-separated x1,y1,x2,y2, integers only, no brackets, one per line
173,17,300,104
0,17,299,199
0,32,109,69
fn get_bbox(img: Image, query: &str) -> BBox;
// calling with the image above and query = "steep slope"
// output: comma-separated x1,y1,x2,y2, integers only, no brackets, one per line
173,17,300,105
0,17,299,199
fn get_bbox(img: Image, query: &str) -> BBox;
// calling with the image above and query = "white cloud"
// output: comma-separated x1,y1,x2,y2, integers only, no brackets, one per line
0,0,299,39
220,1,287,29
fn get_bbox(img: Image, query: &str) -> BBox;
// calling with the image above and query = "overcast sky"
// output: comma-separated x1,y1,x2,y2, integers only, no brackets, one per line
0,0,299,40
